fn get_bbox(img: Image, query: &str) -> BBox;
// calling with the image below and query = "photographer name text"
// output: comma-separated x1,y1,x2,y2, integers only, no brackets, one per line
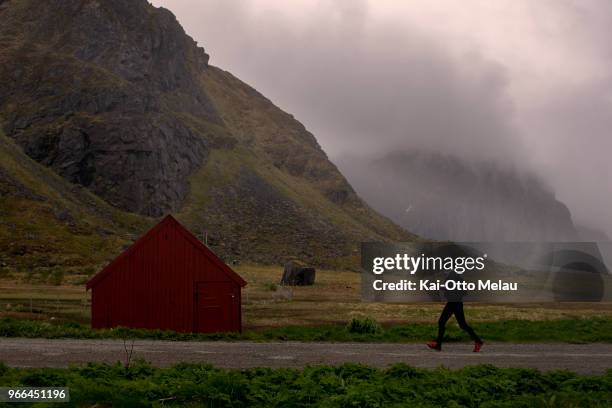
372,279,518,292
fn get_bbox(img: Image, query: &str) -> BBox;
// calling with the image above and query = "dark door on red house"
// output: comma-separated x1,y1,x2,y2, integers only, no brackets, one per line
194,282,238,333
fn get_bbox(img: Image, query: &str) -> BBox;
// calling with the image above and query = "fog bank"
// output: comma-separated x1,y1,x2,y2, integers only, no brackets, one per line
152,0,612,237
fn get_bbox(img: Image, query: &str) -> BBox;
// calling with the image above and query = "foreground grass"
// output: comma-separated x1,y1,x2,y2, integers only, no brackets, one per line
0,360,610,407
2,317,612,343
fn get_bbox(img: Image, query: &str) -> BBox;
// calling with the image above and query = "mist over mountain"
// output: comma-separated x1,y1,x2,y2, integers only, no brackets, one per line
155,0,612,239
577,226,610,243
336,150,579,242
0,0,413,270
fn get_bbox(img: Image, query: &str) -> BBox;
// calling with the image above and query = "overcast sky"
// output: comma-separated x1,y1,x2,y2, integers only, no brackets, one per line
152,0,612,237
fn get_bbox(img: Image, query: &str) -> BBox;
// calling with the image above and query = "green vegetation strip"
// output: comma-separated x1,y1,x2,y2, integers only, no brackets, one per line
0,360,611,407
2,317,612,343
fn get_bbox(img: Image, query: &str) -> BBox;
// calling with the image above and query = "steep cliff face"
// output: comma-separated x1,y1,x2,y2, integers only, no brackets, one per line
0,127,149,272
0,0,221,215
0,0,413,269
337,150,579,242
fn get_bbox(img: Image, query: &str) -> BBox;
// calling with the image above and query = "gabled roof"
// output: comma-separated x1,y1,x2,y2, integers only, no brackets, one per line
86,215,247,290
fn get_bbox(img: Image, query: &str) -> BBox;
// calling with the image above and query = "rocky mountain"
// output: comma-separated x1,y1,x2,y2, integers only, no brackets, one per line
336,150,579,242
0,0,218,216
0,0,414,271
0,127,148,273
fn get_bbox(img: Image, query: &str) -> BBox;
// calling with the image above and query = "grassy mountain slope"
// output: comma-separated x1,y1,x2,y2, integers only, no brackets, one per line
174,67,415,268
0,128,150,274
0,0,416,271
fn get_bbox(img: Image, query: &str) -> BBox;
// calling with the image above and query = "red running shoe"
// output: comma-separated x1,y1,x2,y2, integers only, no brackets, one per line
473,341,483,353
427,341,441,351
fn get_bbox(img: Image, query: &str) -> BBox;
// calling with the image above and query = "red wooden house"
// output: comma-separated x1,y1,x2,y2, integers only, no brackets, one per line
86,215,247,333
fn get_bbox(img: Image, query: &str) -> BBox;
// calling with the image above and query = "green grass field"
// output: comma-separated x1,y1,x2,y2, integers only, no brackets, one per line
3,266,612,327
2,265,612,343
0,361,610,407
2,316,612,344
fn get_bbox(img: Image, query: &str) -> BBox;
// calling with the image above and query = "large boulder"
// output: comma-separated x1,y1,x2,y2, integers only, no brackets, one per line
280,260,316,286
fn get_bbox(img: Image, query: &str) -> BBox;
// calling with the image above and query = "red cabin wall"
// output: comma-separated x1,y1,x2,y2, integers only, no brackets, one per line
90,220,242,333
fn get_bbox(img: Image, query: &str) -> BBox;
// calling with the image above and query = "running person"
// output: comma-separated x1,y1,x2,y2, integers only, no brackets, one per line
427,301,483,352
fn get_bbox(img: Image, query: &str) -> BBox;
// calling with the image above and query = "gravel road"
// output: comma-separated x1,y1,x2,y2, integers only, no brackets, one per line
1,339,611,374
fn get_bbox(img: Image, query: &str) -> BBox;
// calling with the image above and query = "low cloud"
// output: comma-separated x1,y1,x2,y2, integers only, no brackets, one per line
153,0,612,237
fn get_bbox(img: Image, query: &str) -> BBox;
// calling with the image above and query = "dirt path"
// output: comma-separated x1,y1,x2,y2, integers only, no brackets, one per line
1,339,611,374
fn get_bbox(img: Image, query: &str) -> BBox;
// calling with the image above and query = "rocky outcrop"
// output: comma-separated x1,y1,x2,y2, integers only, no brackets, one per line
280,260,316,286
0,0,220,215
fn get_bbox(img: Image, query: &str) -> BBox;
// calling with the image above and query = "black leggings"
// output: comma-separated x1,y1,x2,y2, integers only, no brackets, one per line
436,302,481,344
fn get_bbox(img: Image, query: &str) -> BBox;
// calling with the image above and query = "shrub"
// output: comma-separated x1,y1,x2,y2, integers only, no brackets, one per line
21,369,67,387
84,266,96,276
346,317,381,334
49,268,64,286
264,282,278,291
2,363,610,407
0,361,8,377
